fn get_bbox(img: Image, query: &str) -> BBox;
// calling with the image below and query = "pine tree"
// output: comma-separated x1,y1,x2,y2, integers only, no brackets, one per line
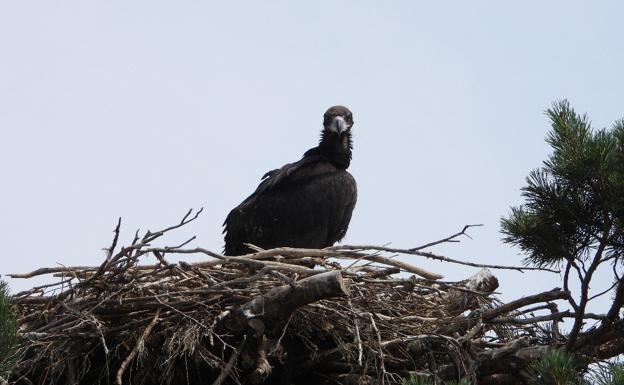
501,100,624,268
527,350,584,385
0,278,17,381
587,361,624,385
501,100,624,349
402,375,472,385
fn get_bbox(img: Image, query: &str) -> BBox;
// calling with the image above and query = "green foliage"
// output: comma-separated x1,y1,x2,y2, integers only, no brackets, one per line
501,100,624,267
0,279,18,378
402,376,471,385
528,349,584,385
446,380,471,385
586,361,624,385
401,357,624,385
403,376,434,385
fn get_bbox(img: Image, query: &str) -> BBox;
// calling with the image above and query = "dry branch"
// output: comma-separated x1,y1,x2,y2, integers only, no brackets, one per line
229,270,349,331
115,309,161,385
7,213,620,385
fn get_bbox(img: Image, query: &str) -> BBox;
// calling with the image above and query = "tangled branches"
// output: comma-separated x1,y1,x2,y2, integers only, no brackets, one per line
6,210,619,385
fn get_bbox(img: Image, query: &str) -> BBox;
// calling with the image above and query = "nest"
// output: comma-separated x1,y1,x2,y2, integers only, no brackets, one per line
9,210,568,385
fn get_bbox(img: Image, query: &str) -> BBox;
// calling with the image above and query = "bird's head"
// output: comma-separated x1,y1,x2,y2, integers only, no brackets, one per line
323,105,354,135
322,105,353,151
307,105,354,168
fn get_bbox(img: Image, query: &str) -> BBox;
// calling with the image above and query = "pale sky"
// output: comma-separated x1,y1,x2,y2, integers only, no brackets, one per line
1,1,623,317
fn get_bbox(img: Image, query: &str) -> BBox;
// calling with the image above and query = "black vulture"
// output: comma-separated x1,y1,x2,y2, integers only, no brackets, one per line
223,105,357,256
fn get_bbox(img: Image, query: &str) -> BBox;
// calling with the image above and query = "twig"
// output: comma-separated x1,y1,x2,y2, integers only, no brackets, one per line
211,336,246,385
368,313,386,385
331,245,560,273
12,210,624,385
347,298,363,366
115,309,161,385
409,224,483,251
104,217,122,259
354,254,443,279
268,316,292,356
143,208,203,243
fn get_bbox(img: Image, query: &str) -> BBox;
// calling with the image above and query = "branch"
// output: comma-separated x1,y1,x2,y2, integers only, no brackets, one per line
573,278,624,350
104,217,122,259
227,270,350,330
351,254,443,279
143,207,203,243
488,310,606,325
567,227,611,349
409,224,483,251
330,245,560,273
115,309,161,385
481,289,571,321
211,336,246,385
238,246,444,279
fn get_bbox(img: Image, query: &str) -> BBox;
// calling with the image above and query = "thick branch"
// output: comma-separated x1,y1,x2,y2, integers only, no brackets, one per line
482,289,570,321
227,270,350,330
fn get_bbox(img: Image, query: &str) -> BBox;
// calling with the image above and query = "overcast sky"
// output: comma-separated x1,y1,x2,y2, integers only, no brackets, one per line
1,1,623,316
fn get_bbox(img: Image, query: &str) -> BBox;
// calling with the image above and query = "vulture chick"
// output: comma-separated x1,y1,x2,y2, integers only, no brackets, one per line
223,105,357,256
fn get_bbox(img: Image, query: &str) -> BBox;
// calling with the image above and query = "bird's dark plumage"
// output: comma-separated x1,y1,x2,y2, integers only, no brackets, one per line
223,105,357,256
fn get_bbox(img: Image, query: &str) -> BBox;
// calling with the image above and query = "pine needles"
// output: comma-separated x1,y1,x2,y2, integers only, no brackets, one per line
0,279,17,380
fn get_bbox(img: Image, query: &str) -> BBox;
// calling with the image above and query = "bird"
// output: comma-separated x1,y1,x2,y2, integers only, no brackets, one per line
223,105,357,256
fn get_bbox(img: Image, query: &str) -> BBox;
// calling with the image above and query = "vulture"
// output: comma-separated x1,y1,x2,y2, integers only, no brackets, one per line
223,105,357,256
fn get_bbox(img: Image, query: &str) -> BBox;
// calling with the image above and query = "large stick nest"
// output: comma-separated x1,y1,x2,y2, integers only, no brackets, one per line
8,210,571,385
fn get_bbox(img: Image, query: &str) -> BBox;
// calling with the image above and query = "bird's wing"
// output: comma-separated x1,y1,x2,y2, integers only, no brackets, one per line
330,171,357,243
254,155,324,196
222,155,326,228
222,154,335,255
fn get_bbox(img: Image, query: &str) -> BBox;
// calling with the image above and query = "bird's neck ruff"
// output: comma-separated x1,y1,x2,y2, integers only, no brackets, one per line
306,130,352,169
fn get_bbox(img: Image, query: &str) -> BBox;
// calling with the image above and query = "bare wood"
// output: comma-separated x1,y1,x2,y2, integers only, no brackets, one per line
573,277,624,349
211,336,246,385
10,210,624,385
409,224,483,251
489,310,607,325
104,217,122,259
356,254,443,279
249,335,271,384
481,289,571,321
593,337,624,360
229,271,350,329
115,309,161,385
9,247,318,280
9,266,102,279
330,244,560,273
567,229,611,349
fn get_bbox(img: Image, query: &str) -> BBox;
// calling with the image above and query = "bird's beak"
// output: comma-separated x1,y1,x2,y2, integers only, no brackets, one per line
329,116,349,134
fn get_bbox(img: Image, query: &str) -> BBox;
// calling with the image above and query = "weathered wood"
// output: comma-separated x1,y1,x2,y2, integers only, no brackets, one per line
441,268,499,315
482,288,571,321
249,335,271,384
229,270,349,330
11,214,619,385
356,254,443,279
